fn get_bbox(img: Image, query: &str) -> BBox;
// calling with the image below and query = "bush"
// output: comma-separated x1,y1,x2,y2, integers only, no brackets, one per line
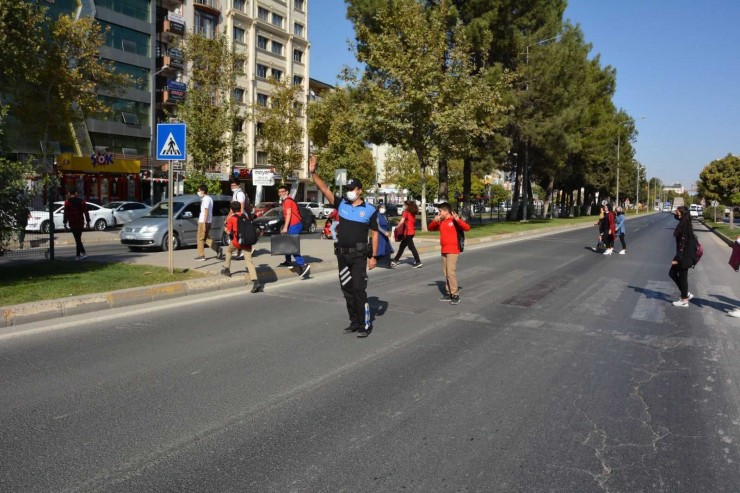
702,206,724,222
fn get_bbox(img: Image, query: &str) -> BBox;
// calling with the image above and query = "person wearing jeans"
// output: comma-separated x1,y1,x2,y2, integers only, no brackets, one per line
277,185,310,278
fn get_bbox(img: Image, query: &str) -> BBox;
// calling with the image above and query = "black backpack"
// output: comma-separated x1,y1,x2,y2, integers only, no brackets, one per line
453,221,465,252
236,211,259,247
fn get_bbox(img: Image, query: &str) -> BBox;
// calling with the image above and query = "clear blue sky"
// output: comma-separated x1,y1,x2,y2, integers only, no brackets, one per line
308,1,740,192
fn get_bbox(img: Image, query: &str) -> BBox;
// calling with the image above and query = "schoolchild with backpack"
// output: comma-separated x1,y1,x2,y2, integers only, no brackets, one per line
427,202,470,305
220,201,263,293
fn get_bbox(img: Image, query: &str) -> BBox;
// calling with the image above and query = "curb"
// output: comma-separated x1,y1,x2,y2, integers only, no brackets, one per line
1,220,599,328
699,219,738,247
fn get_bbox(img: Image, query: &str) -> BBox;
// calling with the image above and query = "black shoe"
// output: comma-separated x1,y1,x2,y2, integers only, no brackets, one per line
217,247,224,260
438,295,451,302
220,267,231,277
450,295,461,305
299,264,311,278
251,281,263,293
278,261,293,267
356,328,370,338
343,325,359,334
412,262,423,269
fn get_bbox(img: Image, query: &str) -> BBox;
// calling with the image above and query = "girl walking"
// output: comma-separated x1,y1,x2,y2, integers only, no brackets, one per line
391,200,422,268
615,206,627,254
669,205,696,307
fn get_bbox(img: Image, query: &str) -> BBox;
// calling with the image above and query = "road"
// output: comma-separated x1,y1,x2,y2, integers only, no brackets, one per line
2,214,739,492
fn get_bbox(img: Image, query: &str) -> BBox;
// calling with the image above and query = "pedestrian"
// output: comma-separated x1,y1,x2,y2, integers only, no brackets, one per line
220,201,263,293
602,203,616,255
308,155,379,337
194,184,218,261
668,205,696,307
615,206,627,254
391,200,422,268
592,205,606,252
276,184,310,278
16,205,30,249
428,202,470,305
328,207,339,239
375,203,394,267
728,235,740,317
227,178,249,260
62,188,91,260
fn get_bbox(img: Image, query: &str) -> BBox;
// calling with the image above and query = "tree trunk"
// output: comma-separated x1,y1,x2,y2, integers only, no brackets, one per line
420,164,428,232
438,156,448,201
542,175,554,218
463,157,472,220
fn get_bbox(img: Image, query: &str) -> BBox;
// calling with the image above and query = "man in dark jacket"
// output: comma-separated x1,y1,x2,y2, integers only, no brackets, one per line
63,188,91,260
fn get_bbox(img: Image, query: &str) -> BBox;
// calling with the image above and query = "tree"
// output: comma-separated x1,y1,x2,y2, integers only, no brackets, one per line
0,158,34,252
178,32,246,172
255,77,305,185
182,170,224,195
383,147,438,200
699,153,740,228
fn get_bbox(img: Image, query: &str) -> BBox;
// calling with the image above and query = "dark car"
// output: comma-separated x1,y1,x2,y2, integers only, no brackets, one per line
253,201,279,218
384,204,401,216
253,206,317,235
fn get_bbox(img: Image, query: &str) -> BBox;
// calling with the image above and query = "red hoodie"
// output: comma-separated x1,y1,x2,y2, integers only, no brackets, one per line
428,216,470,254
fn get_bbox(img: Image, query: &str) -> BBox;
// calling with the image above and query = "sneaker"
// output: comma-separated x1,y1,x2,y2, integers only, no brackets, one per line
278,261,293,268
216,247,224,260
439,295,452,302
343,325,360,334
390,261,398,268
79,254,88,260
299,264,311,278
688,292,694,300
412,262,423,269
728,308,740,318
450,295,461,305
251,281,263,293
220,267,231,277
603,249,612,256
194,256,206,261
618,250,626,255
356,328,370,338
75,255,80,261
672,299,689,307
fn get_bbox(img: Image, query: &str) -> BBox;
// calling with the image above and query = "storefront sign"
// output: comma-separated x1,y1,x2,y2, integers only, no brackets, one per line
57,153,141,173
167,48,184,67
168,20,185,35
166,80,186,102
252,169,275,186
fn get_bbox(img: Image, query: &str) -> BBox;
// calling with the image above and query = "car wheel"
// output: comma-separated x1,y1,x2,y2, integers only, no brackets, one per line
41,221,51,234
161,233,179,251
308,221,317,233
94,219,107,231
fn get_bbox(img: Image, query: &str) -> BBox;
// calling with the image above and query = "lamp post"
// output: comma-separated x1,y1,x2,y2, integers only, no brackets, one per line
616,115,646,207
150,65,169,205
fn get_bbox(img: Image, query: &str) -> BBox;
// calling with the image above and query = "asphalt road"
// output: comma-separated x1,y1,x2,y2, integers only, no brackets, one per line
2,214,739,492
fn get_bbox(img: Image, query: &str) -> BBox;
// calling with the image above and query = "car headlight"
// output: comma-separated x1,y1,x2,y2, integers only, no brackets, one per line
140,225,159,233
267,219,279,225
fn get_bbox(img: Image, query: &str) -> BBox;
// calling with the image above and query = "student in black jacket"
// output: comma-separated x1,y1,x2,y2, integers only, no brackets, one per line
669,205,696,307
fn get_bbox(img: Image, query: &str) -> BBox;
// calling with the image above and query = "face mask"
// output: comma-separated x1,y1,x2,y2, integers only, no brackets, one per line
673,213,680,220
197,191,204,197
379,208,386,214
346,190,358,202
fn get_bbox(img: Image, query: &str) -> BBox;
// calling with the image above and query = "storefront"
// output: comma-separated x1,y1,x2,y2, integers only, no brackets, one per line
57,152,148,204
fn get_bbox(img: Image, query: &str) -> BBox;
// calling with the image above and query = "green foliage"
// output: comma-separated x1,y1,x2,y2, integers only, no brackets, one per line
0,158,35,252
699,154,740,206
182,171,224,195
702,206,724,222
383,148,438,200
255,78,305,184
178,32,247,171
489,184,510,205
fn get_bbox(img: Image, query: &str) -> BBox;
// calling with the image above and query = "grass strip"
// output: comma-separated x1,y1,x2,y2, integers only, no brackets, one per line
0,261,204,306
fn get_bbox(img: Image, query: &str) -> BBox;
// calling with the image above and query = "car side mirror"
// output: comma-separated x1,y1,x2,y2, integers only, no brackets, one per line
181,211,193,219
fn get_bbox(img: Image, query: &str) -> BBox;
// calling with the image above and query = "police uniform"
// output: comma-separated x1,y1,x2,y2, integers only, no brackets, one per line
331,181,378,334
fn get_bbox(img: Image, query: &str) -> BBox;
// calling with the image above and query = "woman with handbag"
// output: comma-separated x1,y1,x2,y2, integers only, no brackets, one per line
669,205,696,307
391,200,422,268
375,204,395,267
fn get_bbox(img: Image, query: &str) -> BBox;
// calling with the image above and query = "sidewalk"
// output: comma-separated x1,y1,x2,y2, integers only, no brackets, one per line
2,219,612,328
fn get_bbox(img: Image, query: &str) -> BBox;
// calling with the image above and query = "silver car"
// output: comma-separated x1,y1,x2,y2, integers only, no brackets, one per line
105,201,152,226
119,194,231,251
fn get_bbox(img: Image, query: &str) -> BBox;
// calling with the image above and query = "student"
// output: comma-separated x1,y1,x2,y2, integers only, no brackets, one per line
63,188,91,260
220,201,263,293
615,206,627,254
728,235,740,317
194,185,218,261
276,185,310,278
427,202,470,305
669,205,696,307
602,203,616,255
391,200,422,268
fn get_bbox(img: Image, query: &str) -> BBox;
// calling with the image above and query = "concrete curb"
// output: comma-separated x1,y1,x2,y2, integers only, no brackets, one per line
1,220,600,328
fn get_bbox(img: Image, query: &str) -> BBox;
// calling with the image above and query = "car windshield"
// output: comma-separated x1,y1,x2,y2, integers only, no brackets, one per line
256,202,275,209
146,202,185,217
105,202,123,209
261,208,282,218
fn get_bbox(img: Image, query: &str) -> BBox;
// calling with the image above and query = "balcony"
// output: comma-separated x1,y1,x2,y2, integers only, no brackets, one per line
194,0,221,14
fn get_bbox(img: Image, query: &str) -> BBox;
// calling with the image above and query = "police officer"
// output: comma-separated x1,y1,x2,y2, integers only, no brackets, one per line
309,155,379,337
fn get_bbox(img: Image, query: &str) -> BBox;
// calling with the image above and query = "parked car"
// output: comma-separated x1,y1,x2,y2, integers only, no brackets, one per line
119,194,231,251
253,201,279,218
104,201,152,225
725,206,740,218
384,204,401,216
689,204,703,219
298,201,331,219
26,201,116,233
425,203,439,215
252,205,317,235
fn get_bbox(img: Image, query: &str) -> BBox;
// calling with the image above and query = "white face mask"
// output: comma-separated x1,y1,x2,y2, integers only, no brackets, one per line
346,190,359,202
379,208,386,214
197,191,204,197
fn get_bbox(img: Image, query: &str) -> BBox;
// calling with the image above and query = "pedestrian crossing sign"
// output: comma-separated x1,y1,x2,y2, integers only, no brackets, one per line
156,123,187,161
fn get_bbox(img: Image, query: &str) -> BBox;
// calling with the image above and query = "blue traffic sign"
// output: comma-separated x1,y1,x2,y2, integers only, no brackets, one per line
156,123,187,161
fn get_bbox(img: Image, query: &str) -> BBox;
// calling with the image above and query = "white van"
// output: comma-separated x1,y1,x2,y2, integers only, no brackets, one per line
689,204,703,219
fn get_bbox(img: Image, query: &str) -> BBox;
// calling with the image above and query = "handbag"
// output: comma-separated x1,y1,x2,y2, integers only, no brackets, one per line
270,234,301,256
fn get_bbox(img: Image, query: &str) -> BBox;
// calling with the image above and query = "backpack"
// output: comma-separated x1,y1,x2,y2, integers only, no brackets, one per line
236,211,259,247
453,221,465,252
693,234,703,267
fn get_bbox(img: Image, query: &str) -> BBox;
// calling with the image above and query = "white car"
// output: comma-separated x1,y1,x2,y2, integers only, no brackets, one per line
26,201,116,233
688,204,703,218
104,201,152,226
298,201,331,219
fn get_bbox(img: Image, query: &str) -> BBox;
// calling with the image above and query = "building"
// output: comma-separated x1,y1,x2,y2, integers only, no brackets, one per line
663,183,685,195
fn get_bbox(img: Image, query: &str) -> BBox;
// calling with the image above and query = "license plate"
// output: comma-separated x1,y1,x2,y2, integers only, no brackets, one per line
124,234,135,240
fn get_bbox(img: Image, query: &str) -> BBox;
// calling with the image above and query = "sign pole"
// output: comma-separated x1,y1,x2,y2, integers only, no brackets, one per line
168,160,174,273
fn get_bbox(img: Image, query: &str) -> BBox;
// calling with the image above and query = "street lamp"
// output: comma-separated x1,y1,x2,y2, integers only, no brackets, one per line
150,65,169,205
616,115,646,207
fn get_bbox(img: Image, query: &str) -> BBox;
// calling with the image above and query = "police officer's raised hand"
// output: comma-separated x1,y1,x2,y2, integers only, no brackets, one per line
308,155,317,174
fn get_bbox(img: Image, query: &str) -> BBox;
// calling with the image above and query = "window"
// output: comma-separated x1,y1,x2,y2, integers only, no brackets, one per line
256,122,264,136
292,75,303,86
256,151,269,165
271,69,282,81
293,49,303,63
233,0,246,10
233,26,245,43
101,22,150,56
271,13,284,28
256,64,268,78
257,35,268,50
257,7,269,21
294,0,305,11
233,88,245,102
256,93,268,107
92,96,149,127
194,11,218,39
271,41,283,55
294,23,304,37
113,62,148,90
96,0,149,21
233,118,245,133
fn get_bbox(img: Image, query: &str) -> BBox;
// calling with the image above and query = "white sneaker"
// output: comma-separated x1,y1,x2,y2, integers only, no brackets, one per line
728,308,740,318
618,250,626,255
688,292,694,300
603,249,612,255
672,299,689,307
79,254,88,260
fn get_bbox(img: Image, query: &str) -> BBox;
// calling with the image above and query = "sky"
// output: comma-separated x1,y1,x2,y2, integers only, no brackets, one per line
308,1,740,192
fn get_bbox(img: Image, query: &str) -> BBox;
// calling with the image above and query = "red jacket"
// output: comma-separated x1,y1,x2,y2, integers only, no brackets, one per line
63,196,90,229
428,216,470,254
730,241,740,271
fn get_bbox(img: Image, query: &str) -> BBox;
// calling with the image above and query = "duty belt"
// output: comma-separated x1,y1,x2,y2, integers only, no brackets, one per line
335,247,360,254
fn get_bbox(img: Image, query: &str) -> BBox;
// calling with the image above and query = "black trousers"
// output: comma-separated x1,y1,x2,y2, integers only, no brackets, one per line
669,264,689,299
618,233,626,250
337,252,369,330
394,235,420,263
71,228,85,256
